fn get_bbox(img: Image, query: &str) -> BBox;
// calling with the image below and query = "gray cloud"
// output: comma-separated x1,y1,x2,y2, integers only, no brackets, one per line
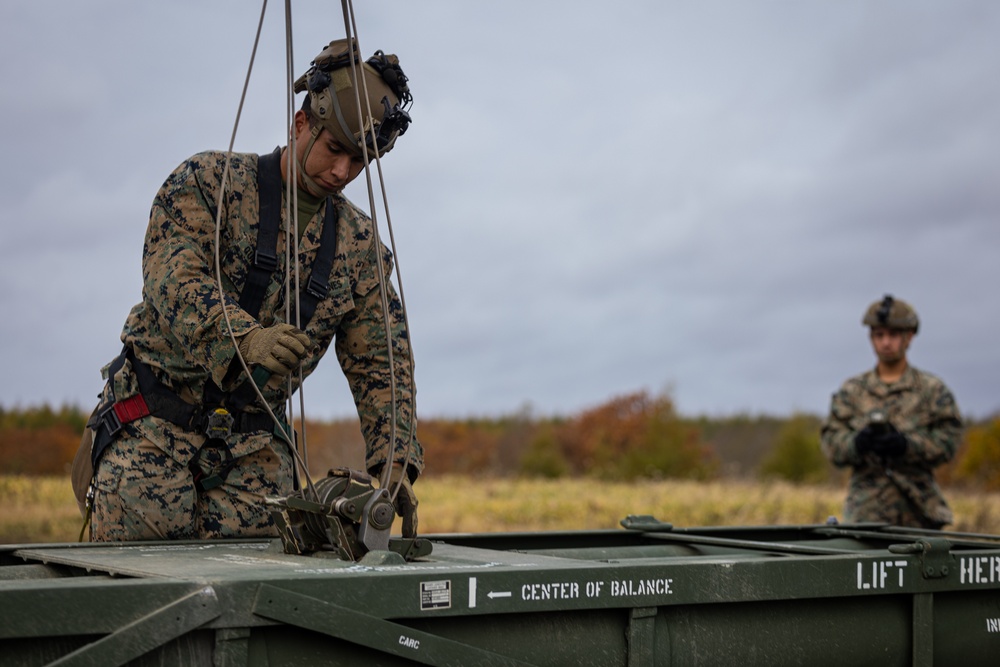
1,1,997,422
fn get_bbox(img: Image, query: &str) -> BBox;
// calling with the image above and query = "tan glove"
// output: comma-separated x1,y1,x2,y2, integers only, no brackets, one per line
386,463,418,538
238,324,312,377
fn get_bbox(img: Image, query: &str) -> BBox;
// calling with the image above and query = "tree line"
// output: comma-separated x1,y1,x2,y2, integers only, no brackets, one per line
2,395,998,490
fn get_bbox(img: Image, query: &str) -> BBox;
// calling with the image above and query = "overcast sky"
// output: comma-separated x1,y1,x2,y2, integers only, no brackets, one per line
1,1,997,421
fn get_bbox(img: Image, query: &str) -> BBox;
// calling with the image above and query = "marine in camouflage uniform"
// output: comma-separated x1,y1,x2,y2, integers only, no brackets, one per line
86,39,421,541
820,295,962,528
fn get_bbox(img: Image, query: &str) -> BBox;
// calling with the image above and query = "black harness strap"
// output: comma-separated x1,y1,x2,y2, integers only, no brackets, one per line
87,349,131,468
240,145,339,331
219,149,339,411
88,349,285,477
129,351,203,431
238,146,283,318
297,201,338,326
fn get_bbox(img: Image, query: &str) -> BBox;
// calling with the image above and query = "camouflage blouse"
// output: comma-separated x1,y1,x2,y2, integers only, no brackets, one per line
820,365,961,527
110,149,421,478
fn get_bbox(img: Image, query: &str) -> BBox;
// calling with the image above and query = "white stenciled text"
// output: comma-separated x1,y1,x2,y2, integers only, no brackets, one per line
522,581,580,601
857,560,907,590
610,578,673,597
959,556,1000,585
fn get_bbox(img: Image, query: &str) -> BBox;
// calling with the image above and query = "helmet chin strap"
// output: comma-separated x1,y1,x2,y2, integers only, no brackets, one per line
295,125,340,198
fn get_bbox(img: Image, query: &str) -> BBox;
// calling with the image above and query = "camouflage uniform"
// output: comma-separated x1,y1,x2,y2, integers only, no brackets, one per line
820,365,961,528
90,149,421,541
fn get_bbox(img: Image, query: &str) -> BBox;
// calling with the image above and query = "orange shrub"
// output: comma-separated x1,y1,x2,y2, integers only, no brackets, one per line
554,391,717,480
0,424,81,475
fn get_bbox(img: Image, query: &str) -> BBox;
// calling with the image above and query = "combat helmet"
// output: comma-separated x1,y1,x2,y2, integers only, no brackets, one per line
294,38,412,159
862,294,919,333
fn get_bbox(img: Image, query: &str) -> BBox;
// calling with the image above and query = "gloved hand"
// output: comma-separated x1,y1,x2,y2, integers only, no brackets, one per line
238,324,312,377
854,424,881,457
855,423,908,459
873,430,908,458
386,463,418,538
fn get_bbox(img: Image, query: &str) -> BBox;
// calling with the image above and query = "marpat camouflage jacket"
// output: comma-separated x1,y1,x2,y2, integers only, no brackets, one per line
820,365,961,527
108,148,421,479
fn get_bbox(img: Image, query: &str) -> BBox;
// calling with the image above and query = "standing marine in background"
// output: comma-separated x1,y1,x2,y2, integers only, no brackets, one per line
821,295,962,528
74,38,422,542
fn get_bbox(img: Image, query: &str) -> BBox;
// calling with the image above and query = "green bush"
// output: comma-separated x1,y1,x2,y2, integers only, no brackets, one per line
519,428,569,478
612,399,717,481
758,413,830,484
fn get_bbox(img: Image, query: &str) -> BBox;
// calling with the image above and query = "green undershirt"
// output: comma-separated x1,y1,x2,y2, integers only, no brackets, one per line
291,187,323,240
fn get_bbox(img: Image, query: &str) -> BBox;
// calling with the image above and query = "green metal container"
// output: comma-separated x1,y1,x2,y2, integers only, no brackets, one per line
3,517,1000,666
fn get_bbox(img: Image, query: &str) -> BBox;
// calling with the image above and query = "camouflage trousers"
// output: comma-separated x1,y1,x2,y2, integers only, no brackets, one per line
843,470,952,530
90,424,294,542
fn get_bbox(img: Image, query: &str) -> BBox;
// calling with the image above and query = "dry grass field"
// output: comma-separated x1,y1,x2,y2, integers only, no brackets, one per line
3,474,1000,544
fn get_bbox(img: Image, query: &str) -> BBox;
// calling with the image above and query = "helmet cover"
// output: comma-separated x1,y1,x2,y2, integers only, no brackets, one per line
862,294,919,333
293,38,412,157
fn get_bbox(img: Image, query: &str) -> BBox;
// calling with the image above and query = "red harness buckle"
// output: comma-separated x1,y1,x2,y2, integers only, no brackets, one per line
113,394,151,424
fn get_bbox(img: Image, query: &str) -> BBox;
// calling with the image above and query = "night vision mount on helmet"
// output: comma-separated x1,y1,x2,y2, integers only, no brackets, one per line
863,294,919,333
294,38,412,159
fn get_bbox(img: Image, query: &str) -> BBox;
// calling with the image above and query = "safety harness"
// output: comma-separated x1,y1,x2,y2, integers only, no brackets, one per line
88,146,339,493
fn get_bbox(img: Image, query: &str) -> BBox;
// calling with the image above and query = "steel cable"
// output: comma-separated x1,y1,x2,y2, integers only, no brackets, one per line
212,0,419,510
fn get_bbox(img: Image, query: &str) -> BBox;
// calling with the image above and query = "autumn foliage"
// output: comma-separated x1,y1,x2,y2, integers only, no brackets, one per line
1,399,998,489
413,392,718,480
952,417,1000,491
0,405,87,475
540,391,716,480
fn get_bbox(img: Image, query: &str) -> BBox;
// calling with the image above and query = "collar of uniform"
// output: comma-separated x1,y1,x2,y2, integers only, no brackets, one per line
863,364,919,395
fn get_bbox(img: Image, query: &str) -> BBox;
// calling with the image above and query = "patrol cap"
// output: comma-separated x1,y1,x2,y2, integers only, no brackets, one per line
293,38,412,157
863,294,919,333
